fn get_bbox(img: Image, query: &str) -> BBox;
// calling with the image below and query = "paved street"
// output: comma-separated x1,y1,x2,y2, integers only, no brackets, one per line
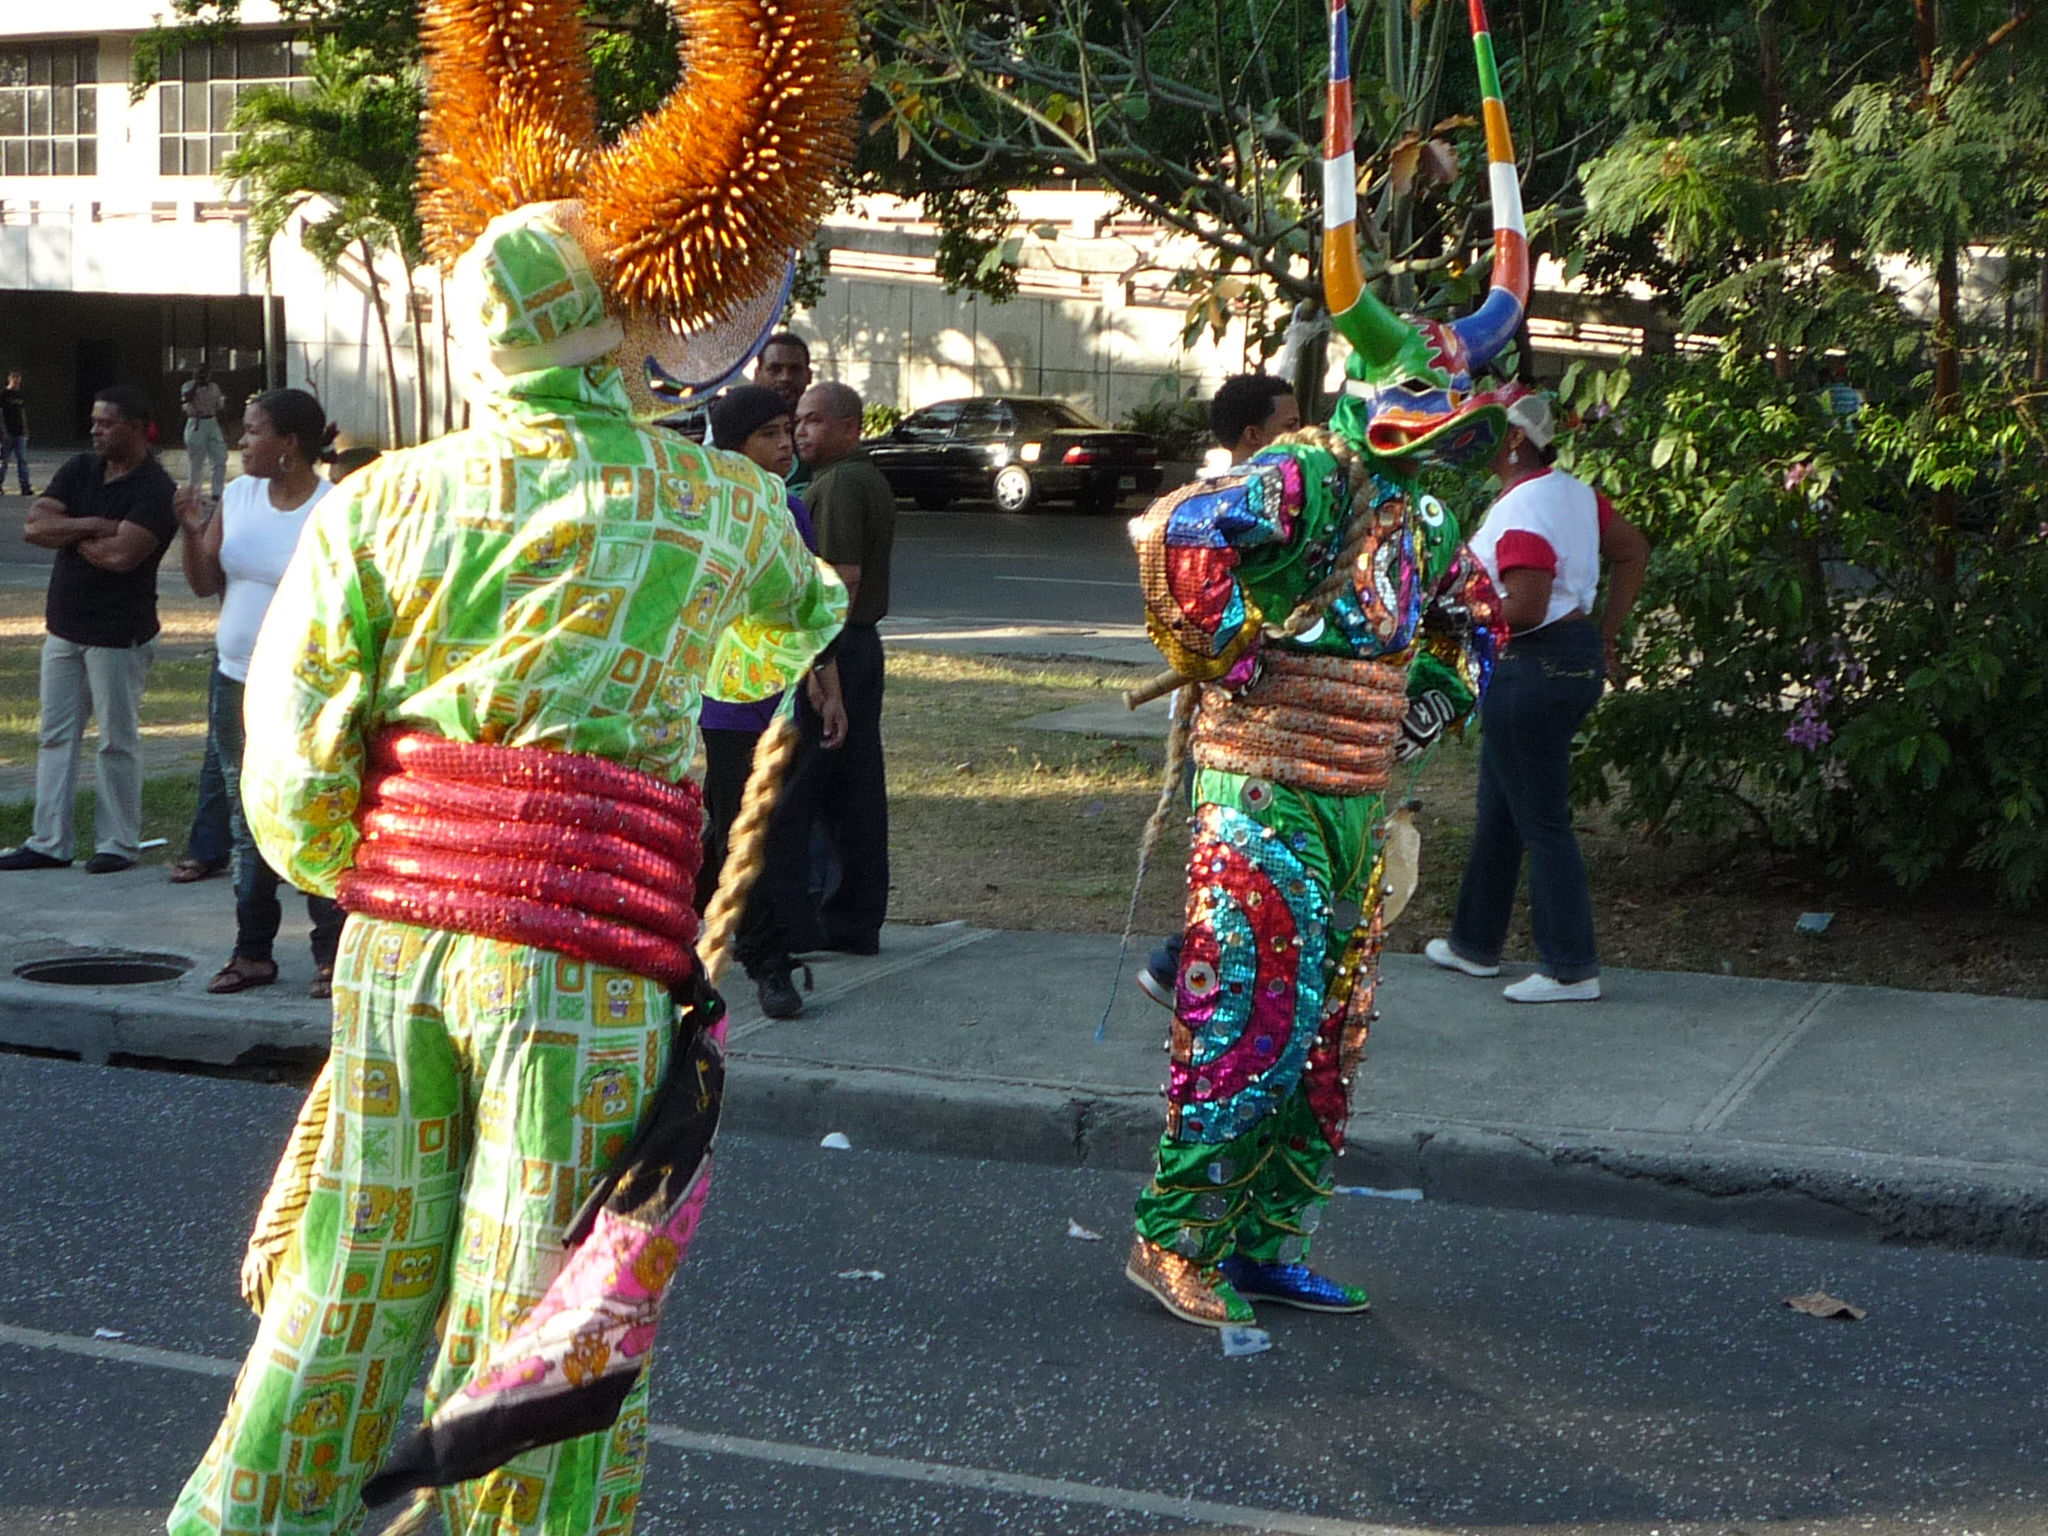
4,1053,2046,1536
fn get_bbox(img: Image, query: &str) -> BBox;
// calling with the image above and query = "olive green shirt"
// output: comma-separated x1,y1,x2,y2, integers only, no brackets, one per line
808,448,896,626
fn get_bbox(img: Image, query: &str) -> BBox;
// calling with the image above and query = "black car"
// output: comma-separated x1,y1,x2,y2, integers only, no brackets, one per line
863,396,1163,513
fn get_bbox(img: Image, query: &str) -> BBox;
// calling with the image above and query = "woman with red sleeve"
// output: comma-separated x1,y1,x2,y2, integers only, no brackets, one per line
1427,385,1650,1002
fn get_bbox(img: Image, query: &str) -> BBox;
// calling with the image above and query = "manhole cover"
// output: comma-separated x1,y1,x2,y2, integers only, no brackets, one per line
15,954,192,986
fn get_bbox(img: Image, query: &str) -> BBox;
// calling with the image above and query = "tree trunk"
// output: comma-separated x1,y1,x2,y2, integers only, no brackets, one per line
2034,249,2047,388
439,268,457,435
360,237,405,448
1932,236,1961,588
407,277,431,447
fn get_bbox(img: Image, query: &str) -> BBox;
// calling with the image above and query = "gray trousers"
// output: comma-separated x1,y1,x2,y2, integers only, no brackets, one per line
29,635,156,861
185,417,227,499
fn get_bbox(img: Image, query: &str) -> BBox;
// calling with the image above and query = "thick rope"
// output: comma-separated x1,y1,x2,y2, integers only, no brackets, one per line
696,707,802,987
375,1490,437,1536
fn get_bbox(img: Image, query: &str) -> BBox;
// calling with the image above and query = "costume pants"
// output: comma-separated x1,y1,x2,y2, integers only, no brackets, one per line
1,429,28,493
28,634,154,861
1133,771,1385,1266
1449,619,1604,982
211,669,343,969
187,418,229,499
767,622,888,949
170,918,684,1536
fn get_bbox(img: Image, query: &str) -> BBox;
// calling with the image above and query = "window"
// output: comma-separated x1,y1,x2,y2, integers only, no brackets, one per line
1013,399,1100,432
954,400,1014,438
158,35,309,178
0,43,99,177
894,402,965,443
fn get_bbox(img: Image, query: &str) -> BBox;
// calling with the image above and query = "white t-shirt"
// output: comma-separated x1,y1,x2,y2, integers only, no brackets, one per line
215,474,330,681
1467,468,1613,633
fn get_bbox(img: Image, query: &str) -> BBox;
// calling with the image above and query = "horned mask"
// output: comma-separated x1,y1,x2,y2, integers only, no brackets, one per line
421,0,864,415
1323,0,1532,464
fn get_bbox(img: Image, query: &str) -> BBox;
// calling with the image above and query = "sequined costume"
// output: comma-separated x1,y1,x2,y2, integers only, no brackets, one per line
1125,0,1529,1325
169,0,861,1525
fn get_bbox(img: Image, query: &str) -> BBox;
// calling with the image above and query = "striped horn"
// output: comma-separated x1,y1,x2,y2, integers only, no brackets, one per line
1446,0,1530,368
1322,0,1424,380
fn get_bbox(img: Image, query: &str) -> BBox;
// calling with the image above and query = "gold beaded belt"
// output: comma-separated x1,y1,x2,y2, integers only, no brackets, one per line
1190,649,1405,797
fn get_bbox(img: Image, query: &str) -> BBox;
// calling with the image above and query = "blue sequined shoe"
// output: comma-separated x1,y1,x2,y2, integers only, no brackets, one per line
1217,1258,1371,1314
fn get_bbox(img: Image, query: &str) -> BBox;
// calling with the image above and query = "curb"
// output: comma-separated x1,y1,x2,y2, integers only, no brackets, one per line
7,981,2046,1259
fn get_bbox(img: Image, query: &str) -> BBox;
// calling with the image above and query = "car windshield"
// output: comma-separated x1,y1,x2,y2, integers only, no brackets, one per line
1011,399,1102,432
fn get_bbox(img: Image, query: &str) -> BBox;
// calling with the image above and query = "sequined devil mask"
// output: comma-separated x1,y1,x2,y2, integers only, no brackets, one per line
422,0,864,415
1321,0,1532,465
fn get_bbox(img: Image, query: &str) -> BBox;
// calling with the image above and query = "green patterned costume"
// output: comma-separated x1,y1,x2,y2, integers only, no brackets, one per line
170,212,845,1536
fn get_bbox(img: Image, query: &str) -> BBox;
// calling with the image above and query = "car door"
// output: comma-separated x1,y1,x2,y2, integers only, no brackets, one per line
947,399,1014,491
869,401,965,494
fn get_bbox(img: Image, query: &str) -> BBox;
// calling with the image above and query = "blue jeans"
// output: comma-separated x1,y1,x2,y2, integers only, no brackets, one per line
1,430,27,493
184,727,233,866
1449,619,1604,983
210,668,343,967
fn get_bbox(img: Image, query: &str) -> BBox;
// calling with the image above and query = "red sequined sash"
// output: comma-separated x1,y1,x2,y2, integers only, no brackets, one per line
339,731,704,985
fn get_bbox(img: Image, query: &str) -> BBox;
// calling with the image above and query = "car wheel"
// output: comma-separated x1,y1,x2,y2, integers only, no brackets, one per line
992,465,1037,513
913,488,952,511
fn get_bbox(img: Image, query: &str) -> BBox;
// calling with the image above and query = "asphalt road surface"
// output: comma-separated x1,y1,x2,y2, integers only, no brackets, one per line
3,1052,2045,1535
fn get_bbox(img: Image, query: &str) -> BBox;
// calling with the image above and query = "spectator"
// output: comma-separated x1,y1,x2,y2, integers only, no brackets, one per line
1138,373,1304,1006
698,383,847,1018
782,379,895,954
2,369,30,495
173,388,345,996
167,736,233,884
181,364,228,503
0,385,179,873
1203,373,1302,471
754,331,814,486
1426,385,1650,1003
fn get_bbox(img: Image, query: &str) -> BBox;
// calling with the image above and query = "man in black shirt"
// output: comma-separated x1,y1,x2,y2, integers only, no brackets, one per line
1,370,28,495
0,385,179,874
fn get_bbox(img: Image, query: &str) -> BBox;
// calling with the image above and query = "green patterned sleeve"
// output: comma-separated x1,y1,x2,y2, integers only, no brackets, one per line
240,489,388,898
706,491,849,704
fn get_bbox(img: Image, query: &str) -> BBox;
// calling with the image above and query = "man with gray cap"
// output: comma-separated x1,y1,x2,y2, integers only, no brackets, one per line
1425,383,1649,1004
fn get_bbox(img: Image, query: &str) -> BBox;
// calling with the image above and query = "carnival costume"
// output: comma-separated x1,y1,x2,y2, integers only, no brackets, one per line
168,1,861,1531
1124,0,1529,1327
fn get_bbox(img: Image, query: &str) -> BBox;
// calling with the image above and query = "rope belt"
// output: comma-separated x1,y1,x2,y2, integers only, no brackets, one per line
1190,649,1406,797
339,730,704,985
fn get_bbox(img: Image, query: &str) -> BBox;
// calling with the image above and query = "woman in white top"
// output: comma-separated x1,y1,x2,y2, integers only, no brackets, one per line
174,388,342,998
1426,386,1650,1003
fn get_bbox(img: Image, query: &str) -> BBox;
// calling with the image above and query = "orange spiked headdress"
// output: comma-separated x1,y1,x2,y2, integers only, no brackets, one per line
421,0,863,413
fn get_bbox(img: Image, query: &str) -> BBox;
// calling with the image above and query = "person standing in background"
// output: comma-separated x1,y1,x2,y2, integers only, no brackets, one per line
785,379,895,955
181,364,228,504
1,370,30,495
754,331,814,488
1427,385,1650,1003
0,385,178,874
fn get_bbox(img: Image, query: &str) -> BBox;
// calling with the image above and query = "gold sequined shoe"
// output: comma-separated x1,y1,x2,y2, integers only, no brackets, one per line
1124,1237,1256,1327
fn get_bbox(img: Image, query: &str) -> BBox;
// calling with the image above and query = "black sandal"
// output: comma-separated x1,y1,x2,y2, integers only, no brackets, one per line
207,956,279,994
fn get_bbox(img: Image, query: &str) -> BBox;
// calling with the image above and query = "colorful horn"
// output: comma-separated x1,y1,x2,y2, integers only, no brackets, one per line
1322,0,1426,380
1446,0,1530,368
418,0,599,269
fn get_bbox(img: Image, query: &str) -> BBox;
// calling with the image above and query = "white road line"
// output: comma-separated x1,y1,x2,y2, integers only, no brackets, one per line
0,1320,1432,1536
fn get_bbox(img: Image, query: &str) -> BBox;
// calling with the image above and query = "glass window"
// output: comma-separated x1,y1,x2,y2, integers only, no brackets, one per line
0,42,96,176
895,402,965,443
954,400,1013,437
157,32,305,177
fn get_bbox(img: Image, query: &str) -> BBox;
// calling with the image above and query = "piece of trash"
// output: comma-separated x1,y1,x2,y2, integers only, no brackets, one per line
930,919,967,930
1082,800,1106,818
1334,1185,1424,1202
91,1328,125,1340
952,761,975,774
1066,1219,1103,1241
138,838,169,852
819,1132,852,1150
1795,912,1834,936
1219,1325,1272,1357
1784,1290,1866,1321
835,1268,885,1281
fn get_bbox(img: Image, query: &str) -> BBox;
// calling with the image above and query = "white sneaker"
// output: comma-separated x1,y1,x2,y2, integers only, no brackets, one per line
1502,973,1602,1004
1424,938,1500,978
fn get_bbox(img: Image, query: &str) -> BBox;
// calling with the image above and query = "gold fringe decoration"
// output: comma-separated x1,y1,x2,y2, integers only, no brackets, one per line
240,1061,333,1317
580,0,865,328
418,0,597,267
697,709,803,986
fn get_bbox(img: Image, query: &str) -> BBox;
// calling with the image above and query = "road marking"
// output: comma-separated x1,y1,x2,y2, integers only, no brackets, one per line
0,1320,1432,1536
993,574,1136,588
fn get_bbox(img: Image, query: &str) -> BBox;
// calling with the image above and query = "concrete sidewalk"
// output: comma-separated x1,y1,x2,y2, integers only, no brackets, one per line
3,863,2044,1257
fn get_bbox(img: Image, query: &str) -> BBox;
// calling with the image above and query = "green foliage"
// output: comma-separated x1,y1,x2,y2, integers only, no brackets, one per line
862,402,902,438
1118,380,1210,462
